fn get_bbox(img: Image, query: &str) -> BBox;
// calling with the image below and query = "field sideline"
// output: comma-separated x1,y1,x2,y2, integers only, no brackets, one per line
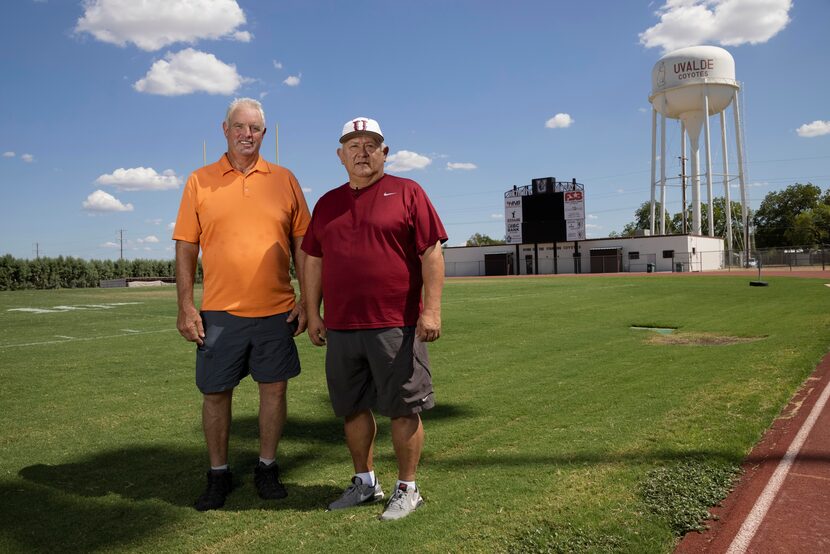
1,274,828,553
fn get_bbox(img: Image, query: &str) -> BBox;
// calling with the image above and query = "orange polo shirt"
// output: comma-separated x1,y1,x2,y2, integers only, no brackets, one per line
173,154,311,317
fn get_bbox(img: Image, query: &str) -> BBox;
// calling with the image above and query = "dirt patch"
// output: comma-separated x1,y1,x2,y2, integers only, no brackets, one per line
647,332,766,346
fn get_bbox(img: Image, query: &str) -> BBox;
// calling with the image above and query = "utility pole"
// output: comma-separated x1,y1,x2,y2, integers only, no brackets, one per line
679,156,688,234
33,242,39,259
119,229,124,260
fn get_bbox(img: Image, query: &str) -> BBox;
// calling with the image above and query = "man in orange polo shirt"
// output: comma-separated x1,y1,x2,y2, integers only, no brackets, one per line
173,98,311,511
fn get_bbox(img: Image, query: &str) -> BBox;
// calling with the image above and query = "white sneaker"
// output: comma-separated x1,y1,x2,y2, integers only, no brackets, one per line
327,476,384,510
379,483,424,521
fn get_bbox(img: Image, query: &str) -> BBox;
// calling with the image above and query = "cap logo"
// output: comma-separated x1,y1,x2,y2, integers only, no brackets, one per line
353,119,368,132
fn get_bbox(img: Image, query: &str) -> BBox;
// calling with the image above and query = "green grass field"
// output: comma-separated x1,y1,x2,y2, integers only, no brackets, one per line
1,275,828,553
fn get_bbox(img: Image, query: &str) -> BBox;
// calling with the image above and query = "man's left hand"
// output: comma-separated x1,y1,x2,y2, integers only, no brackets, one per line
416,309,441,342
286,303,307,336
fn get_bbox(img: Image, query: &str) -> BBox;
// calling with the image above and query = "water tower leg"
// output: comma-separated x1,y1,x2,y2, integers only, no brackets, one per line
732,92,749,265
703,89,715,236
659,113,667,234
650,109,657,235
720,111,734,256
681,122,687,234
691,145,701,235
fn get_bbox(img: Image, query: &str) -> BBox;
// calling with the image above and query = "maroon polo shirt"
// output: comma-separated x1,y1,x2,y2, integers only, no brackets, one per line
302,174,447,330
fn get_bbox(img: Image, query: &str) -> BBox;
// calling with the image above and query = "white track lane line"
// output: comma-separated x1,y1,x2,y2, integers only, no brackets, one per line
726,375,830,554
0,328,176,349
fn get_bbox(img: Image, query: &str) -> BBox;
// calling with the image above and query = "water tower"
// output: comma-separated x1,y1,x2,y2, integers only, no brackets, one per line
648,45,749,258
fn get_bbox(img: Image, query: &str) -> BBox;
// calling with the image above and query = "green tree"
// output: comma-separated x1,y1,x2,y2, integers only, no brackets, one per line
621,202,677,236
788,204,830,246
466,233,505,246
753,183,823,248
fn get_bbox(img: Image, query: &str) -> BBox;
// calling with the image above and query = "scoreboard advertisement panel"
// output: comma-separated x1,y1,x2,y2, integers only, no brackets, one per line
564,190,585,240
504,196,523,244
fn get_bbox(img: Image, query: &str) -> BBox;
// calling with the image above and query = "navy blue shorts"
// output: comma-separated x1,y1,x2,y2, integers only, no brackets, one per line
195,310,300,394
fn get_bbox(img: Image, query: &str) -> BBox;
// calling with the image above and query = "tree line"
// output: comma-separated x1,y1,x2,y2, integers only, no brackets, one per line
616,182,829,248
0,255,198,291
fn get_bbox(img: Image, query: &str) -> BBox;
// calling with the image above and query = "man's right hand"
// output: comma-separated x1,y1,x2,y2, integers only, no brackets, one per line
177,305,205,346
306,313,327,347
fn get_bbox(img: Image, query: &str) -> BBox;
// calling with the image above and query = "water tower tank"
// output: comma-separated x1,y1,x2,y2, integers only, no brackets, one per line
649,45,738,119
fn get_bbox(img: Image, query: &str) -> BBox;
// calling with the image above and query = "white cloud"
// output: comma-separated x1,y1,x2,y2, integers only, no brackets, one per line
588,214,598,220
545,113,573,129
446,162,477,171
82,190,134,212
101,241,119,248
3,152,14,158
21,153,34,162
386,150,432,172
302,187,312,193
146,218,163,225
490,213,503,219
75,0,248,51
640,0,792,52
259,91,268,99
796,120,830,138
273,60,283,70
134,48,244,96
95,167,182,191
167,221,176,230
283,74,301,87
137,235,160,244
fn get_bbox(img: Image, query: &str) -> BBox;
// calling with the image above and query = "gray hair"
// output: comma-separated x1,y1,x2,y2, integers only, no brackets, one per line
225,98,266,127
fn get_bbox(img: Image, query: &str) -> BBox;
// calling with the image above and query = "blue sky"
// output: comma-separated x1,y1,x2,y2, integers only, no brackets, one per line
1,0,828,259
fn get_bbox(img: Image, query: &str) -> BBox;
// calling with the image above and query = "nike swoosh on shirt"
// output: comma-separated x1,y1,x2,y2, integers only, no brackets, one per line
383,192,397,196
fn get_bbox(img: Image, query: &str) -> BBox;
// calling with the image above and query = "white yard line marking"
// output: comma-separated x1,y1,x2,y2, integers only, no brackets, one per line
54,335,75,339
726,376,830,554
0,328,176,349
120,329,142,333
7,302,143,314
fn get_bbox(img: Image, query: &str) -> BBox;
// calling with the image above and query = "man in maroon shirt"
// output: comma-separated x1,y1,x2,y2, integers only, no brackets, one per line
302,117,447,521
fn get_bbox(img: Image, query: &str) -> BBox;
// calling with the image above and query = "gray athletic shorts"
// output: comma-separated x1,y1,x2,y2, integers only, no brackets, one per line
195,310,300,394
325,326,435,418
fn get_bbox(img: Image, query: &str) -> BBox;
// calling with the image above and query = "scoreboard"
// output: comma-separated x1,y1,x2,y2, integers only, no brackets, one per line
504,178,585,244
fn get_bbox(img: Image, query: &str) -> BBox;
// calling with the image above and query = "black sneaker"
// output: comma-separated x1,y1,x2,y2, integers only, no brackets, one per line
194,470,234,511
254,461,287,500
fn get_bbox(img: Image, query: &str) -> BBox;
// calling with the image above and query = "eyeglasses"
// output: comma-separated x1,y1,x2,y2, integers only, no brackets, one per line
231,123,264,135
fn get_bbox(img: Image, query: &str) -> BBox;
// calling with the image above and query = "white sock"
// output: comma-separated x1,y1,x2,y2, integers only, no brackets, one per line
210,464,229,472
396,479,416,491
259,457,275,466
356,471,376,487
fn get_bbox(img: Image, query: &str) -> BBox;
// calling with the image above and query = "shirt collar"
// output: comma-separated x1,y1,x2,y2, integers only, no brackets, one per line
219,153,270,176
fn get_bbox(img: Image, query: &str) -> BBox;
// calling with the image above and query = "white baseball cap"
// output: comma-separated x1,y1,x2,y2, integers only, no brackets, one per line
340,117,384,144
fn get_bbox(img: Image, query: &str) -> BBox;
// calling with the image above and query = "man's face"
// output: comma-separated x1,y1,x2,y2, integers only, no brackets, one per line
338,135,388,182
223,106,265,159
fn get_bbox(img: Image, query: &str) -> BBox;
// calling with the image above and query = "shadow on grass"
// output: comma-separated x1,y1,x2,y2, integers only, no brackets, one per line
423,448,750,468
0,480,180,553
18,445,341,512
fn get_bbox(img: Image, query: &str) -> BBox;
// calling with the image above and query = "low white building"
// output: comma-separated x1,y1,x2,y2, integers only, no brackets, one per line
444,235,726,277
